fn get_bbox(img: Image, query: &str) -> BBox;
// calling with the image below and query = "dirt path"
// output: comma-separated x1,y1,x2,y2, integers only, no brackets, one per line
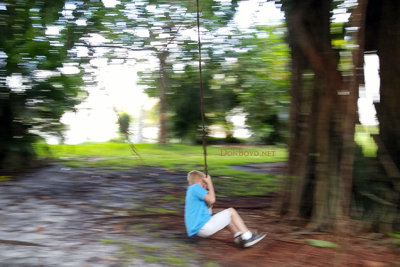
0,165,399,266
0,165,198,266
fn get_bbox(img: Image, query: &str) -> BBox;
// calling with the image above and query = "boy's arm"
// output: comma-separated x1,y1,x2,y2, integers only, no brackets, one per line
203,175,216,205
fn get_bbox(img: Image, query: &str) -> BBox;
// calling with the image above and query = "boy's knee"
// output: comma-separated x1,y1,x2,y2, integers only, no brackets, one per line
228,207,236,216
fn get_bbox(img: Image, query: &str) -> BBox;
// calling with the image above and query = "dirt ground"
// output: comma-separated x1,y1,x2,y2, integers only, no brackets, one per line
0,164,399,266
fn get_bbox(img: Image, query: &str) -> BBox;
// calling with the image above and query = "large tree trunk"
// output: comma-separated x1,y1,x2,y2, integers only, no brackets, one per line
281,0,366,231
375,0,400,170
372,0,400,232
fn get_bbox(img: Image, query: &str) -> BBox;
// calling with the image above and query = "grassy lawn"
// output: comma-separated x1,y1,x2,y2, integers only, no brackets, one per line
33,125,377,196
35,142,287,196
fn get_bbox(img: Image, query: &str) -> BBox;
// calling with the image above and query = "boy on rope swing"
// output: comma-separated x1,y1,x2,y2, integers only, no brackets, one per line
184,170,266,247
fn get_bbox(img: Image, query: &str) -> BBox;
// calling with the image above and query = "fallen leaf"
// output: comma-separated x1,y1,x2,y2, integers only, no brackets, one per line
36,227,45,231
40,196,51,199
307,239,339,248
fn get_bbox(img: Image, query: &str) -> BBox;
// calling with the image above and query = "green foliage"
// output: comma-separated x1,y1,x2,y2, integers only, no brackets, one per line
0,0,96,169
140,19,290,144
232,26,290,144
167,60,238,143
135,0,243,143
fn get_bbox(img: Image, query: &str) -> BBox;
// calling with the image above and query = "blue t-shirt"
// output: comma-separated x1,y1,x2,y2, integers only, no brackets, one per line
184,184,211,237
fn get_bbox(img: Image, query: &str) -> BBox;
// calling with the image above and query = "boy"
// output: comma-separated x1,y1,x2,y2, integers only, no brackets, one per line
184,170,266,247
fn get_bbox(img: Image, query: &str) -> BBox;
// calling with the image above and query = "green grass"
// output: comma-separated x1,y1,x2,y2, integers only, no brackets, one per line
35,142,287,196
143,255,162,263
36,142,286,169
165,255,187,266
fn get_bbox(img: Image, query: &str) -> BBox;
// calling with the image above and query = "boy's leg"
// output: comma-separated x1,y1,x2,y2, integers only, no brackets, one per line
227,223,239,234
228,207,249,234
228,207,267,247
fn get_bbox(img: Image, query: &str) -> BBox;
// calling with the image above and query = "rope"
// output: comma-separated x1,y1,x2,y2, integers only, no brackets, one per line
196,0,208,175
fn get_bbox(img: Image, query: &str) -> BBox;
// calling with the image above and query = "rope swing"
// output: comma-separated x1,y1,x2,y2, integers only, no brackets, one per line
196,0,208,175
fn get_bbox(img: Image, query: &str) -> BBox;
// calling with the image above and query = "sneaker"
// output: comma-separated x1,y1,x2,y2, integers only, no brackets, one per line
241,232,266,248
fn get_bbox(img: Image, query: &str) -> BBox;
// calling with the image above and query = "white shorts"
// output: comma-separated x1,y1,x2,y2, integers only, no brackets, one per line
197,209,231,237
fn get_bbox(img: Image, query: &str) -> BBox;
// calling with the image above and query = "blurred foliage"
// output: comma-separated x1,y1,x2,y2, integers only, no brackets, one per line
117,112,132,139
140,17,290,144
0,0,90,169
232,25,290,144
0,0,292,169
134,0,242,143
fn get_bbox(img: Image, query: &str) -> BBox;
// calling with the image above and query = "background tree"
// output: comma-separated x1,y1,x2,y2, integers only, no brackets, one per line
278,0,365,230
167,48,238,143
232,25,290,144
136,0,240,144
0,0,88,170
279,0,400,232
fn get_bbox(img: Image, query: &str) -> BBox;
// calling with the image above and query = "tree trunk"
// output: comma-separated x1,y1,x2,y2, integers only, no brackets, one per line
0,98,12,169
281,0,364,231
376,0,400,170
336,0,368,231
158,51,169,144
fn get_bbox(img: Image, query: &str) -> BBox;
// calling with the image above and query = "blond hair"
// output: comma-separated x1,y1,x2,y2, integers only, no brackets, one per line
187,170,205,185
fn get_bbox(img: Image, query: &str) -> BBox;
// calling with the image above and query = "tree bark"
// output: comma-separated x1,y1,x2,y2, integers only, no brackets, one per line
281,0,360,230
336,0,368,231
158,51,169,144
376,0,400,170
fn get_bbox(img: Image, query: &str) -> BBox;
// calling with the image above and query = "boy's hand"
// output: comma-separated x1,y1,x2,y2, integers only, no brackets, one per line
202,174,216,205
203,175,212,185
